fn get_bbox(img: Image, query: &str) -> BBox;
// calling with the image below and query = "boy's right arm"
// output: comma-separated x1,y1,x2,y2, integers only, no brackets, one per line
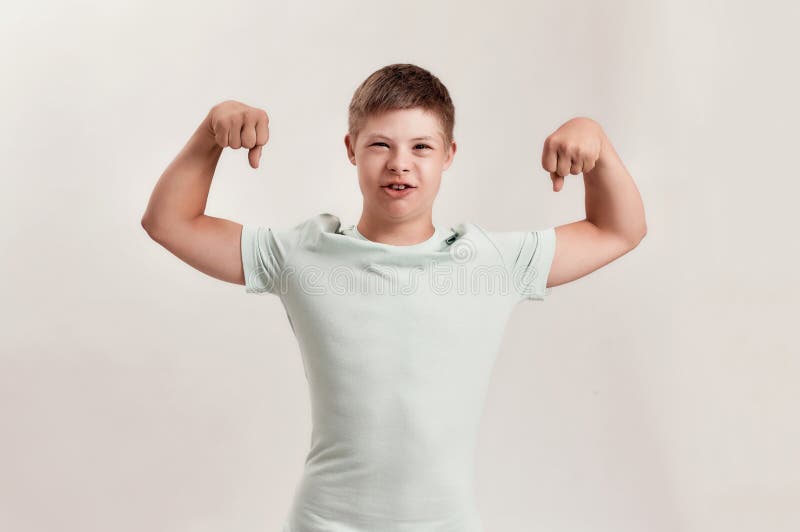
140,101,270,286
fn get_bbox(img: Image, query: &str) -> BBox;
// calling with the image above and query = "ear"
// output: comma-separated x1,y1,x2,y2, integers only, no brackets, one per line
344,134,356,165
442,140,457,171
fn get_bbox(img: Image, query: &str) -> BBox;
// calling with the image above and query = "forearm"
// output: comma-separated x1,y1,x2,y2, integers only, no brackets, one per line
141,113,223,232
583,132,647,245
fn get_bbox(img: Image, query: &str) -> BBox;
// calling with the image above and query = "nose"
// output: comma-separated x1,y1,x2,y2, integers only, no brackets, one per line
387,150,412,174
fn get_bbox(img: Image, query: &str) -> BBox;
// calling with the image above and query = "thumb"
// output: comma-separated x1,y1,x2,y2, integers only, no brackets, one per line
248,145,263,169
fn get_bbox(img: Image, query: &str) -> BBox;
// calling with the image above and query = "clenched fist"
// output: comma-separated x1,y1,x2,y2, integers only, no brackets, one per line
205,100,270,169
541,117,605,192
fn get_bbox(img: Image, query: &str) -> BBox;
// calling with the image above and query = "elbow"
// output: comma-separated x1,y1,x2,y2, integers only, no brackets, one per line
141,213,161,240
630,222,647,248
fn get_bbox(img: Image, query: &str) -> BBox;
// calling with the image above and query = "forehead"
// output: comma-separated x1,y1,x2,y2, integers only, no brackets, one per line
362,108,443,141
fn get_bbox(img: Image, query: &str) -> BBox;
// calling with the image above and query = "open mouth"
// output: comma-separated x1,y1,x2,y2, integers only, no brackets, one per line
381,184,417,190
381,183,417,198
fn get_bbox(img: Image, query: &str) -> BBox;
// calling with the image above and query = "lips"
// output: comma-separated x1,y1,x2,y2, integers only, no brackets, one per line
381,183,417,189
382,185,417,198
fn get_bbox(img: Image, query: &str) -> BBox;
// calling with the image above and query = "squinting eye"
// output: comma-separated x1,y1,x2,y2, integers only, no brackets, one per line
369,142,431,150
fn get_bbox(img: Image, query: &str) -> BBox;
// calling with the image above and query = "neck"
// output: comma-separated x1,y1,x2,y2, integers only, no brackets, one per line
356,212,436,246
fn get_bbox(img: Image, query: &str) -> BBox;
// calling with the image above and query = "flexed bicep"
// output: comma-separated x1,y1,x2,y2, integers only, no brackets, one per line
548,220,638,288
145,215,247,286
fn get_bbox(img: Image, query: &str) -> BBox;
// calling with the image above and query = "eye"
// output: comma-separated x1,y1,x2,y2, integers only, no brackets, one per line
369,142,431,150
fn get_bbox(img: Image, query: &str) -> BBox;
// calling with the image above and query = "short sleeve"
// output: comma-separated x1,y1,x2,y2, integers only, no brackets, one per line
240,225,297,295
241,213,342,295
488,227,557,302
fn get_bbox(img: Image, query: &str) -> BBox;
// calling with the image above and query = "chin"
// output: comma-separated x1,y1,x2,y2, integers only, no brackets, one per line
383,206,415,218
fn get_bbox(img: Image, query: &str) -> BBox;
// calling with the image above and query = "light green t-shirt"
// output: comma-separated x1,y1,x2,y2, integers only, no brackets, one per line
241,213,556,532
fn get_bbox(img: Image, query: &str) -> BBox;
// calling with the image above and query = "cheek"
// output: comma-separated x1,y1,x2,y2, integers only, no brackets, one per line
357,173,381,195
359,157,385,176
423,175,443,195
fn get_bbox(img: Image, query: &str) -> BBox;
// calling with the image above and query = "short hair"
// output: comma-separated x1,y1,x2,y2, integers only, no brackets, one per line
348,63,455,150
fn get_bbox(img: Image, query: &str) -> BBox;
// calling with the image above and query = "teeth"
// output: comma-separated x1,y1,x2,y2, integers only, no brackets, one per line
391,184,406,190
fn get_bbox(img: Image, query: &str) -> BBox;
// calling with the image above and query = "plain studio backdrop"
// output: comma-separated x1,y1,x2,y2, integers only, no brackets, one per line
1,1,797,531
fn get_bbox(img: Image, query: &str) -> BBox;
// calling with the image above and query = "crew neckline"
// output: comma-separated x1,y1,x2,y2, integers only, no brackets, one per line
350,223,443,251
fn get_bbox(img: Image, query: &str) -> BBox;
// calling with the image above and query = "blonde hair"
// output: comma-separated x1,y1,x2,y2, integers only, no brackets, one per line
348,63,455,150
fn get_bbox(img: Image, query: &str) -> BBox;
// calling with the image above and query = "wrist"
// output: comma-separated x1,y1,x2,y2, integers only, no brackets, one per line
189,114,223,155
585,130,614,180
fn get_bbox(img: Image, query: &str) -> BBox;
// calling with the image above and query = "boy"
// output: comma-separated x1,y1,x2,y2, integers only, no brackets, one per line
142,63,646,532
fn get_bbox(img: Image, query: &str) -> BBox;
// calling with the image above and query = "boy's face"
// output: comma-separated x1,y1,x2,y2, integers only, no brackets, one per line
345,107,456,223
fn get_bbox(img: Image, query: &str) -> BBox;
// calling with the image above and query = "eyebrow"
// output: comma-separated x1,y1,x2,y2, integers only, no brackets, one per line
367,134,437,142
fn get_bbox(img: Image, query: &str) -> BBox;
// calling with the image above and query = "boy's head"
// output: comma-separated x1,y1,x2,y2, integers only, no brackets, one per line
344,63,457,226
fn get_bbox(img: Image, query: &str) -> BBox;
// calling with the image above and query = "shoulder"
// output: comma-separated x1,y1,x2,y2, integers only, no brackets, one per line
277,212,342,240
460,222,556,268
448,221,516,262
306,212,342,233
437,221,511,267
248,212,342,256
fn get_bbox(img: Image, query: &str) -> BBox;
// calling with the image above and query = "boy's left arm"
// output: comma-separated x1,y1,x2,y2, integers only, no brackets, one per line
541,117,647,288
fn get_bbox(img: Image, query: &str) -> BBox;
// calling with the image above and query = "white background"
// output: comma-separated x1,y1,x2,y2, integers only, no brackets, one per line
1,1,798,531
